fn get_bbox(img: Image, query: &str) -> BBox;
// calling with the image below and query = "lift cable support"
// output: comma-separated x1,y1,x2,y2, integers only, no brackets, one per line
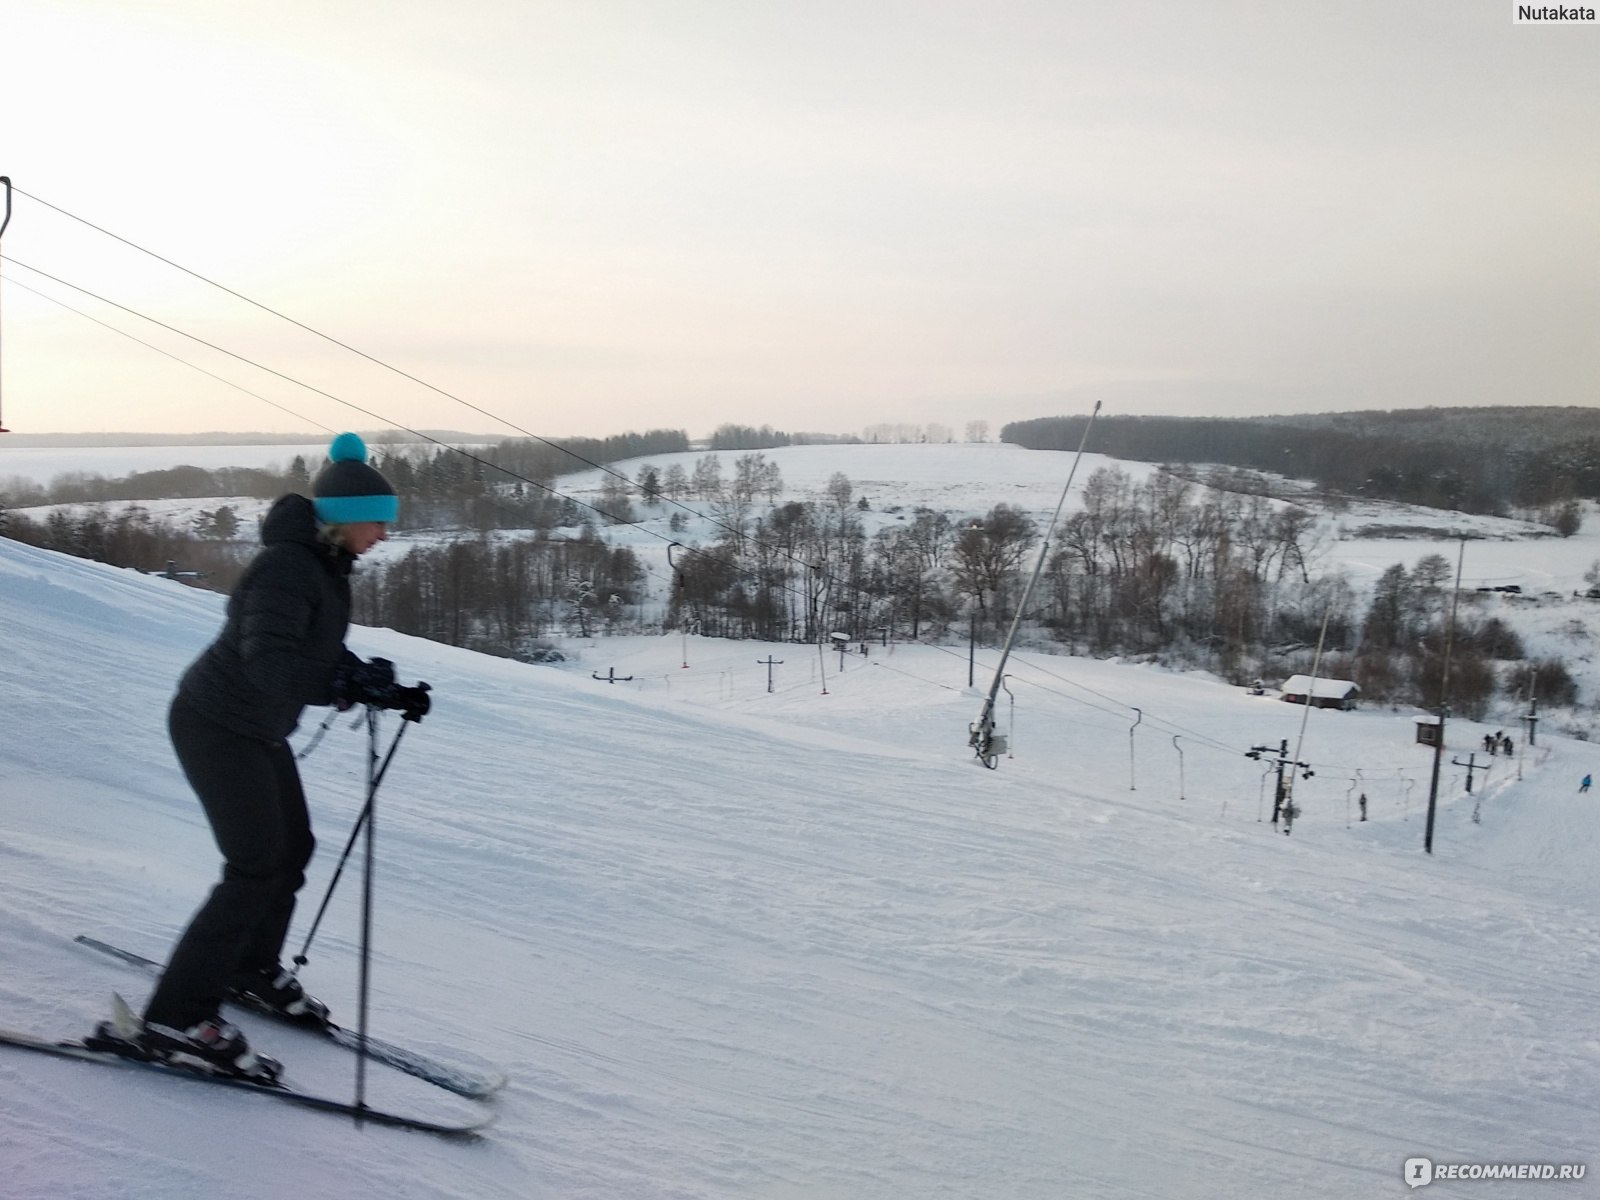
1424,539,1467,855
967,400,1101,768
1280,608,1333,833
0,176,12,433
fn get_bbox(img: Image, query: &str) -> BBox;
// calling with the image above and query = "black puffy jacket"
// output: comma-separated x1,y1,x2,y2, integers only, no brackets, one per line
175,493,357,742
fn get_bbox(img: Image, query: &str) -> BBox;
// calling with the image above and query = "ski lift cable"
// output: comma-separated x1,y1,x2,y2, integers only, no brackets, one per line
2,256,862,625
0,271,338,435
936,636,1393,769
1,265,856,617
3,258,852,623
984,648,1242,754
12,192,1333,659
3,190,829,569
8,190,1101,626
868,659,962,693
0,254,721,546
1001,672,1244,758
0,256,624,518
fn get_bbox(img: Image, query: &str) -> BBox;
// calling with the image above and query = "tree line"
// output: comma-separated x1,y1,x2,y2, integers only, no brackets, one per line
1003,407,1598,526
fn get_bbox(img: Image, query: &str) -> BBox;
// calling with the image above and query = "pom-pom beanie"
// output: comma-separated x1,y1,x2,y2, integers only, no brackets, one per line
312,433,398,524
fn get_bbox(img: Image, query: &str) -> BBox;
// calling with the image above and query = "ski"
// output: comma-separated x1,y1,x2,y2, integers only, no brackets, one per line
74,935,505,1100
0,1026,491,1139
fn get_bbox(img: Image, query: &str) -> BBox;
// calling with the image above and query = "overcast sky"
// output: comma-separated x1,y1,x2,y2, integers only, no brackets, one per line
1,0,1595,440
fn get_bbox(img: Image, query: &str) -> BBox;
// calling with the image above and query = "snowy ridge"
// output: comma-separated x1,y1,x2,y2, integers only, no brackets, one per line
2,534,1598,1199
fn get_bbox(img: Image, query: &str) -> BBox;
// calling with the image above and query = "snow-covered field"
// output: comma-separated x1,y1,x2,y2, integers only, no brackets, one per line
3,437,1600,1197
0,442,334,487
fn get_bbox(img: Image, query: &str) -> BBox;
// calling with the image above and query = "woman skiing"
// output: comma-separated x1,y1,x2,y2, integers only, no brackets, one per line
105,433,427,1079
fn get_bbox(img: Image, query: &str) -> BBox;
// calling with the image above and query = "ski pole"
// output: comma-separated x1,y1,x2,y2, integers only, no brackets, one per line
290,711,412,976
351,695,424,1115
355,706,378,1116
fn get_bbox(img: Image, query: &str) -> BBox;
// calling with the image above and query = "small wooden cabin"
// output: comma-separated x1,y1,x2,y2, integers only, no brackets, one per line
1279,675,1360,711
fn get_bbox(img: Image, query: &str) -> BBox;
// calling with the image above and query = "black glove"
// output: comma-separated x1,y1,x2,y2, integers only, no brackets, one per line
333,657,398,710
391,683,431,723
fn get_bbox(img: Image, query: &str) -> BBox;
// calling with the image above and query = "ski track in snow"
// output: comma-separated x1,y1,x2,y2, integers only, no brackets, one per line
3,447,1600,1198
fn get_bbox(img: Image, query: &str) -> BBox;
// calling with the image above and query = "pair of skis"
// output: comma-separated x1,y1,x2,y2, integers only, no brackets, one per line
0,936,505,1139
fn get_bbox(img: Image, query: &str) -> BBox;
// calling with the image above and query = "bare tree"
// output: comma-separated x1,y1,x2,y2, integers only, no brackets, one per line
597,476,635,524
950,503,1038,623
663,463,690,501
692,454,724,500
824,471,853,512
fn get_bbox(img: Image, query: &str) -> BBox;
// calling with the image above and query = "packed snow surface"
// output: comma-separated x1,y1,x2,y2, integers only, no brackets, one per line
3,445,1600,1199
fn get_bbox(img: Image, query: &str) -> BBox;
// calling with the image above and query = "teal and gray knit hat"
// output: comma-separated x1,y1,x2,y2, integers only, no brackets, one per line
312,433,398,525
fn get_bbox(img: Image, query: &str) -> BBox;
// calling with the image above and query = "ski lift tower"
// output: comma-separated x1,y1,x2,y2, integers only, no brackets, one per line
0,176,12,432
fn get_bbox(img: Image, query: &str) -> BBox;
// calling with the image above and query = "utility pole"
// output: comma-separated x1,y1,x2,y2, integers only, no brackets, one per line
1247,739,1314,833
1424,539,1466,855
1523,666,1540,749
1128,708,1141,791
1001,675,1016,759
668,543,690,668
1450,752,1491,793
967,600,978,688
757,655,783,693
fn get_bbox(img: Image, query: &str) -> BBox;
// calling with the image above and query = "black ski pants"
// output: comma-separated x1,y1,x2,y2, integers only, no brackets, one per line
143,699,315,1031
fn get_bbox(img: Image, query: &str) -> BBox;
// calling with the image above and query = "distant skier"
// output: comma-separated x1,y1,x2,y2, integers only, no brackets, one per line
1358,793,1368,822
1583,775,1592,794
94,434,429,1080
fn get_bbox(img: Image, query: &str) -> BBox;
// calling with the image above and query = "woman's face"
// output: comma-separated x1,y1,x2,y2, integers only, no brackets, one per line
342,522,389,555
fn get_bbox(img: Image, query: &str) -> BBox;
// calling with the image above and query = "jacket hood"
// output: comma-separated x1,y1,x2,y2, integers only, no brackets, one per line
259,494,355,575
260,493,322,549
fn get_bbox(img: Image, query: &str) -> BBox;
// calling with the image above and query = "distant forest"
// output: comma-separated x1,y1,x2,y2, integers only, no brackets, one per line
1003,407,1600,523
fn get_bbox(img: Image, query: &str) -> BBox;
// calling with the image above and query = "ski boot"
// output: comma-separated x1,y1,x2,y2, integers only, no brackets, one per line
88,995,282,1083
229,965,330,1027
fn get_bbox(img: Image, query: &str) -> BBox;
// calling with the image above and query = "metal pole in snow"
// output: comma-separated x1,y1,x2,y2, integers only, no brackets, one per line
1128,707,1141,791
0,176,12,433
968,400,1101,766
1001,675,1015,758
1424,539,1466,854
668,543,690,668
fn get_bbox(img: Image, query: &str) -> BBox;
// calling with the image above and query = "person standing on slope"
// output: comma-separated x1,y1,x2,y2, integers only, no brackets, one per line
109,433,428,1080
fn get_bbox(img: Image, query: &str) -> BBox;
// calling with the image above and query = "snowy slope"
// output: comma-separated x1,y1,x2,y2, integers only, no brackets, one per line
3,533,1599,1199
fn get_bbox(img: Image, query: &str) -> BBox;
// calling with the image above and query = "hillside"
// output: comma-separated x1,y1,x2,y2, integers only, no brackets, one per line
2,528,1598,1199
